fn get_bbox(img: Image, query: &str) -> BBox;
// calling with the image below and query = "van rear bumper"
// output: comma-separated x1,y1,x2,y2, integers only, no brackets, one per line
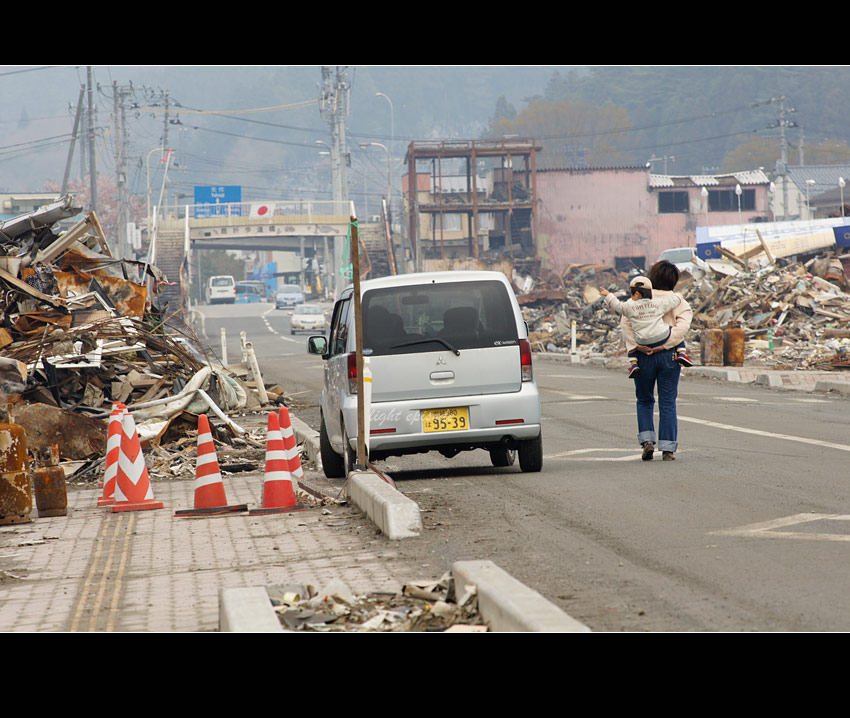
340,383,541,454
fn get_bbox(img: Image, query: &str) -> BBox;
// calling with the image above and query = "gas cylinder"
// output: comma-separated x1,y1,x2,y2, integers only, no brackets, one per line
0,408,32,525
723,321,746,367
32,445,67,518
700,326,724,366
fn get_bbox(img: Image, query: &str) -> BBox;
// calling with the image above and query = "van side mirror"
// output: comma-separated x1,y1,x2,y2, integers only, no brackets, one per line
308,335,328,357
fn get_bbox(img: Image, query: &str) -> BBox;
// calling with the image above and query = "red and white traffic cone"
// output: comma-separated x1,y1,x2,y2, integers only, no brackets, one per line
98,403,126,506
175,414,247,517
111,411,164,513
249,411,305,515
278,407,304,484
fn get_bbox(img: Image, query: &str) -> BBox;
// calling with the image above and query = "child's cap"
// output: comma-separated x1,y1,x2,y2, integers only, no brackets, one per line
629,275,653,290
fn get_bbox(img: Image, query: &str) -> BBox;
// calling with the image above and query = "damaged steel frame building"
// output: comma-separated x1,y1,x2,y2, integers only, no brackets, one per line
403,139,542,274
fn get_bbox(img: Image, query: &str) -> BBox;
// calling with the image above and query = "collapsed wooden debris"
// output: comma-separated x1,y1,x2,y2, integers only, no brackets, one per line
515,252,850,371
0,198,281,485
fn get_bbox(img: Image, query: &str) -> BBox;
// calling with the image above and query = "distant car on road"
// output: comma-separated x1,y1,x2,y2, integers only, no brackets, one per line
276,286,305,309
234,282,264,303
240,280,269,300
289,304,326,334
308,270,542,478
206,275,235,304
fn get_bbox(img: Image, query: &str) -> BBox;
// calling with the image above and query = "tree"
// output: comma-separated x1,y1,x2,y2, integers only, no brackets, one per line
486,99,636,168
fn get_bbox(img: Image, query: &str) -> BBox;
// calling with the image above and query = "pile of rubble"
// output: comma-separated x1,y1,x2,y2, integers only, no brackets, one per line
268,573,486,632
0,196,278,486
516,253,850,370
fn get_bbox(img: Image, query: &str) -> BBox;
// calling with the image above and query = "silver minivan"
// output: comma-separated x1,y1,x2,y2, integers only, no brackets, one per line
307,271,542,477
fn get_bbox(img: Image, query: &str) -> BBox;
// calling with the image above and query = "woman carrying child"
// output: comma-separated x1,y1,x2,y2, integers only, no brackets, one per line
601,260,693,462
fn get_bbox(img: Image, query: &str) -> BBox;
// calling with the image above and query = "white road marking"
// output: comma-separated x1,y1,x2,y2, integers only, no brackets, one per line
711,513,850,542
717,397,759,403
546,448,646,462
262,307,297,343
547,389,608,400
679,415,850,454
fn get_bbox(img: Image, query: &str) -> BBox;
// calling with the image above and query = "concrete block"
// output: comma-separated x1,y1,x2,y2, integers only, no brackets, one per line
219,587,284,632
291,416,321,468
346,471,422,540
452,560,590,633
756,372,784,387
814,380,850,396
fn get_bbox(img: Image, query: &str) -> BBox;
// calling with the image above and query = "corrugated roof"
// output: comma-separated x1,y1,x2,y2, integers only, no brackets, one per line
650,169,769,189
787,165,850,197
689,175,720,186
649,175,675,188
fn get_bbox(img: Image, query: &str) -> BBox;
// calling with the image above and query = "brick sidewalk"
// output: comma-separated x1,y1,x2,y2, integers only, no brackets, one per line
0,470,418,632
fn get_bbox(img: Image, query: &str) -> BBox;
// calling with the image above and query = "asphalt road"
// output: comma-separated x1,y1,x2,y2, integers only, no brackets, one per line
198,301,850,632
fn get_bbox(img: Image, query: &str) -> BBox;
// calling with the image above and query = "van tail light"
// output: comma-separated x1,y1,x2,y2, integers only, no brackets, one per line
520,339,533,382
347,352,358,394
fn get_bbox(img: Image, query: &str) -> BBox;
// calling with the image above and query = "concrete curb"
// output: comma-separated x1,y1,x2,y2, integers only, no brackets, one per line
218,587,285,632
218,560,590,632
291,415,321,470
453,560,591,632
345,470,423,540
815,380,850,395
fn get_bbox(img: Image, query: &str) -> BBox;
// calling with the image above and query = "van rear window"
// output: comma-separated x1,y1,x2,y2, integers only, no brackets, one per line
362,280,518,356
211,277,234,286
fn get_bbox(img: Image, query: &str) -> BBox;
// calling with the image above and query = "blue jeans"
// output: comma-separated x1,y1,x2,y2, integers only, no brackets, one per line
634,349,681,452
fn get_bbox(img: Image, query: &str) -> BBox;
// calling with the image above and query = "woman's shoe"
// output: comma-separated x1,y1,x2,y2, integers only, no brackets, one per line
641,442,655,461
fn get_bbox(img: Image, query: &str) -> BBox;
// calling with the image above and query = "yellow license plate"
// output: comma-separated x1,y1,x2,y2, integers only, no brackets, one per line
422,407,469,433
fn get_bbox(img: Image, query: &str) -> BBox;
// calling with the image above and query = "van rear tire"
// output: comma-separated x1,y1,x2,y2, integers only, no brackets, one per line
518,433,543,472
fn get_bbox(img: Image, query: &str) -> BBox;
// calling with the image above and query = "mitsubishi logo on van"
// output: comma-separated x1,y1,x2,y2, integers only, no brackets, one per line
435,355,447,366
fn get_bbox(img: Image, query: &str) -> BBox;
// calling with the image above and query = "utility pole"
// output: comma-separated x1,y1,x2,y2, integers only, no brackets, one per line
772,95,797,220
319,66,351,295
62,86,85,194
113,81,133,259
87,67,98,215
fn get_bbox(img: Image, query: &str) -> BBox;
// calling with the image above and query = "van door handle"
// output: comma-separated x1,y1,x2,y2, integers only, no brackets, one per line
430,371,455,381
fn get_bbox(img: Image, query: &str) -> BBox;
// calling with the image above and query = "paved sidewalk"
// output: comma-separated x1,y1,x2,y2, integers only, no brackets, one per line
0,468,418,633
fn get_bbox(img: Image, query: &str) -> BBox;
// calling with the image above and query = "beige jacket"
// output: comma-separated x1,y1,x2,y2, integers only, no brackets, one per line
619,289,693,352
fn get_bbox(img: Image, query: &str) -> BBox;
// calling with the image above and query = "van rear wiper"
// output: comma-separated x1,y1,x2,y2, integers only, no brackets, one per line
390,338,460,356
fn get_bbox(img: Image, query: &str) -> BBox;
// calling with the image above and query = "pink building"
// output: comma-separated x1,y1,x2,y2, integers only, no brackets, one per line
535,166,771,272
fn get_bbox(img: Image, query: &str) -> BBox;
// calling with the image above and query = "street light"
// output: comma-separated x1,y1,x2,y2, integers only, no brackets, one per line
375,92,394,153
736,184,744,257
360,142,391,208
840,176,846,219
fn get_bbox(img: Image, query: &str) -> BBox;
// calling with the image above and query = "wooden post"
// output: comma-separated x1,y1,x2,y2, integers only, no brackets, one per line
350,211,367,469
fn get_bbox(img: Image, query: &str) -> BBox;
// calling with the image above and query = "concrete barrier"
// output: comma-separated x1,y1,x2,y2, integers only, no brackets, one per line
452,560,590,632
345,470,423,540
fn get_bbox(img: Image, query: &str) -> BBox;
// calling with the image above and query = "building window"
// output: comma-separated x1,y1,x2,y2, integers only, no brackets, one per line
709,188,755,212
658,191,689,214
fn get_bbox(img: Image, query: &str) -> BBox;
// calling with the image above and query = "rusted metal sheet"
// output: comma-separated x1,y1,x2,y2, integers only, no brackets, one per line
0,420,31,524
13,404,106,460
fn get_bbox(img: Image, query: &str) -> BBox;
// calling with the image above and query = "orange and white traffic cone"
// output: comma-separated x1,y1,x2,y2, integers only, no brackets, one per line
249,411,305,515
111,411,164,513
175,415,247,517
278,407,304,484
98,402,126,506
